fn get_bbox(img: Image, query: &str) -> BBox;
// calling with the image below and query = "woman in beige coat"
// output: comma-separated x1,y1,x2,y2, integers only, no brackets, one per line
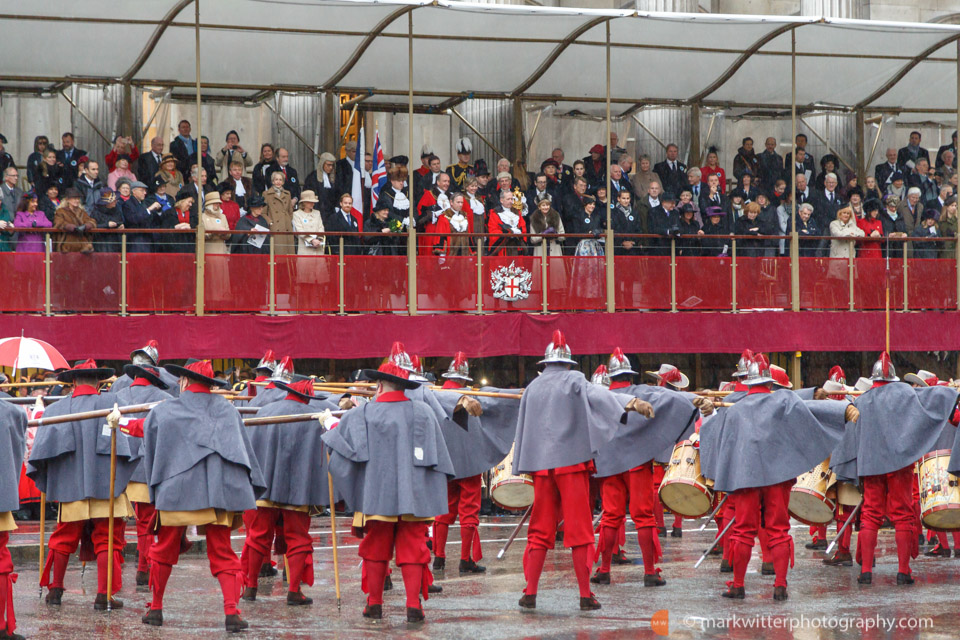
829,206,865,259
263,171,296,255
292,190,325,255
201,192,232,306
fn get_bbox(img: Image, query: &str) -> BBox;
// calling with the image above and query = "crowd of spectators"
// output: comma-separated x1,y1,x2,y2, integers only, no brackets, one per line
0,124,957,264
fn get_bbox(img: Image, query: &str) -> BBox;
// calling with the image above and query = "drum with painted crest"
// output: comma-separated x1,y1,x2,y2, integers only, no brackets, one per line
490,445,534,511
788,457,836,525
918,450,960,531
658,440,713,518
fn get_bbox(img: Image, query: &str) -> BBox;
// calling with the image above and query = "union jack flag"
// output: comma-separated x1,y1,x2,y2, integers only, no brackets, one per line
371,131,387,206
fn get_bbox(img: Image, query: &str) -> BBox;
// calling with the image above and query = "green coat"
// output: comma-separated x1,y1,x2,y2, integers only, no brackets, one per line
940,214,957,258
0,206,13,252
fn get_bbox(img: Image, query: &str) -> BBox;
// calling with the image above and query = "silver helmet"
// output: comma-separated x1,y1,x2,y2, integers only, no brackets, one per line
538,330,577,366
742,353,775,386
442,352,472,382
131,340,159,366
606,347,637,378
268,356,294,383
732,349,754,378
870,352,898,382
388,342,415,373
591,365,610,387
255,350,277,374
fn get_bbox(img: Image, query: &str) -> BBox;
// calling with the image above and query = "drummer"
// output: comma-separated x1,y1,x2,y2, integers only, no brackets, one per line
806,366,848,553
646,364,691,539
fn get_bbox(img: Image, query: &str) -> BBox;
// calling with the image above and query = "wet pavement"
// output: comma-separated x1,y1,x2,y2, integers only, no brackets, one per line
9,516,960,638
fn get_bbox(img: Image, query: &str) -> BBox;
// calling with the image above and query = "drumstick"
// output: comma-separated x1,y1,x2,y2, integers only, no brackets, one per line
698,494,729,532
497,506,532,559
825,500,862,555
694,516,735,568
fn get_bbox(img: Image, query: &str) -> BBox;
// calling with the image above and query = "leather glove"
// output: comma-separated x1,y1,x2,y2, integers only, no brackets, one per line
106,403,121,430
338,396,356,411
814,388,829,400
695,398,715,417
845,405,860,423
626,397,655,418
317,409,338,430
457,395,483,417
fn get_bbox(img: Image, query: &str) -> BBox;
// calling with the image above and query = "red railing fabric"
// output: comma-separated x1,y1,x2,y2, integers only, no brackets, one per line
127,253,196,313
737,257,791,310
51,252,120,312
907,258,957,310
274,255,339,313
675,256,731,310
853,258,904,311
416,256,477,312
614,257,671,310
1,253,44,312
343,256,408,312
205,254,269,312
545,256,605,311
798,258,849,310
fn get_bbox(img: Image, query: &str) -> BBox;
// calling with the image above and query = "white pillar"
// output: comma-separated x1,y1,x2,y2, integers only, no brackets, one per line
800,0,866,18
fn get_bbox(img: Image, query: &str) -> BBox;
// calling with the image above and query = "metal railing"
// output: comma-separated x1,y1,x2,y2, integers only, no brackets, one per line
3,227,958,315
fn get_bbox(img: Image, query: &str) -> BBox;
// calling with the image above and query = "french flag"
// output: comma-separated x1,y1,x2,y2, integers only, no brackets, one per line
351,127,366,231
371,131,387,207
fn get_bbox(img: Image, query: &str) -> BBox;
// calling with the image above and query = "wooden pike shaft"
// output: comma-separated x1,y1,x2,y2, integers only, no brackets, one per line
106,412,118,609
243,411,345,427
27,402,161,427
326,450,341,609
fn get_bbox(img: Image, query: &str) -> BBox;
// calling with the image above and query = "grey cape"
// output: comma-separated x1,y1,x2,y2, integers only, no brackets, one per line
248,398,335,506
0,401,27,512
653,389,699,464
699,390,849,492
833,383,958,478
322,399,455,518
26,392,139,502
430,387,520,480
247,385,287,408
512,364,631,475
116,384,172,484
112,370,180,396
142,390,266,511
597,385,698,478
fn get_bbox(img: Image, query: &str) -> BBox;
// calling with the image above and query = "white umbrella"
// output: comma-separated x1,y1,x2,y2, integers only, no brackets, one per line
0,335,70,372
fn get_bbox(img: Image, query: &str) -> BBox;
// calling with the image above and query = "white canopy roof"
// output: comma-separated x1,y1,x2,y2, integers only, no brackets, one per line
2,0,959,118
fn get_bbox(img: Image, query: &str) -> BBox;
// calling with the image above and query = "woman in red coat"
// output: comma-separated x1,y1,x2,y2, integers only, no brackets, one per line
857,199,884,259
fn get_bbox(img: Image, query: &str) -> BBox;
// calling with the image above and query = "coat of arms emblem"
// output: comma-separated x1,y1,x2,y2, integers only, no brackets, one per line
490,261,532,301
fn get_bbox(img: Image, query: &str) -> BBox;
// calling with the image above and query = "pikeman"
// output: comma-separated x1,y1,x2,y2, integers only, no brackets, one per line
832,353,959,586
111,340,181,396
114,363,173,586
116,359,266,631
238,350,277,402
513,331,651,612
591,349,694,587
322,360,455,623
241,377,332,605
806,366,849,554
646,363,692,539
28,359,139,610
700,354,850,601
0,391,27,640
248,356,294,408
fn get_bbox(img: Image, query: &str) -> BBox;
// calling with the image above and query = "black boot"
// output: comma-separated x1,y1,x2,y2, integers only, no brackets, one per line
721,585,745,599
142,609,163,627
287,591,313,606
773,586,788,601
224,614,249,632
708,546,723,557
45,587,64,606
579,595,601,610
259,563,278,578
362,604,383,619
671,527,682,538
590,571,610,585
459,559,486,574
428,584,442,594
858,572,872,584
823,551,853,566
93,593,123,610
0,631,26,640
644,573,666,587
611,551,631,565
925,543,951,558
657,526,667,537
719,559,733,573
761,562,775,576
896,572,915,585
433,556,445,571
804,538,827,550
241,586,257,601
136,570,150,586
518,593,537,609
406,607,425,623
383,575,393,591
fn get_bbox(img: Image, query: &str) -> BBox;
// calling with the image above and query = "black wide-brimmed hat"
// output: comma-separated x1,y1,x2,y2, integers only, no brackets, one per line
122,363,170,390
58,359,115,383
274,376,316,401
164,359,230,388
361,362,419,390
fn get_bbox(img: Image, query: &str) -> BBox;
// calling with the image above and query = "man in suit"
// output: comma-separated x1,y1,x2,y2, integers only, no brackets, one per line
898,187,923,232
783,146,814,185
813,172,843,229
216,130,252,182
936,131,957,170
875,147,901,189
138,137,165,188
925,185,953,216
526,173,558,212
897,131,930,170
222,161,253,212
186,137,218,189
608,163,635,204
783,134,816,183
274,148,300,202
686,168,703,202
646,191,680,256
552,148,574,187
0,167,22,215
908,158,938,204
653,144,686,196
698,173,725,215
56,132,87,188
169,120,197,176
795,173,813,207
334,140,358,202
322,195,361,255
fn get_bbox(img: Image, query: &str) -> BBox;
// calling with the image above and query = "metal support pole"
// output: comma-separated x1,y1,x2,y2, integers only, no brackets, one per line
670,236,677,312
193,0,205,317
512,97,525,164
848,247,856,312
44,234,51,315
195,228,205,316
731,239,737,313
406,12,417,316
604,21,615,314
58,90,112,145
337,102,360,153
690,103,702,168
121,83,135,138
790,31,800,313
791,351,802,389
120,234,127,316
140,90,169,143
866,116,885,172
855,109,866,187
268,235,276,315
265,100,321,160
799,117,857,176
476,239,484,314
541,238,548,314
338,237,345,315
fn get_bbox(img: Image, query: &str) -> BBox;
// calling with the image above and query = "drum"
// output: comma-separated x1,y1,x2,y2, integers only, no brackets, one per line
658,441,713,518
490,446,534,511
789,458,836,525
918,450,960,531
836,481,862,507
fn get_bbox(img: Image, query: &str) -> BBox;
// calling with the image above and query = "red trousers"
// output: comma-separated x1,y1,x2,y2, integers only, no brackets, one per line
134,502,156,573
720,495,771,564
242,507,314,592
597,465,661,574
148,524,243,614
729,481,794,589
42,518,125,595
857,465,918,576
809,501,854,553
359,520,432,609
0,533,16,634
523,469,594,598
433,475,482,561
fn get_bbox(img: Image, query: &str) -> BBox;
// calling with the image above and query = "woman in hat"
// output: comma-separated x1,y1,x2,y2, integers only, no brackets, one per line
700,206,729,257
216,182,240,230
144,177,173,215
14,192,51,253
303,152,337,216
938,196,957,258
263,170,295,255
38,183,61,224
202,192,231,306
529,194,565,258
35,148,65,196
155,154,184,192
676,202,701,257
857,199,884,259
829,205,865,260
91,188,124,253
231,195,271,255
53,187,96,253
292,190,324,255
159,188,196,253
107,155,136,191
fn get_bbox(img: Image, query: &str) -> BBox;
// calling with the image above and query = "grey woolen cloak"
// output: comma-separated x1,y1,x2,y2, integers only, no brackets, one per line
429,387,520,479
0,401,26,512
116,383,172,485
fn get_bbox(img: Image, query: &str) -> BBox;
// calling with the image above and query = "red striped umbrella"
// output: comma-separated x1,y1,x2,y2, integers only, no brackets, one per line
0,336,69,372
